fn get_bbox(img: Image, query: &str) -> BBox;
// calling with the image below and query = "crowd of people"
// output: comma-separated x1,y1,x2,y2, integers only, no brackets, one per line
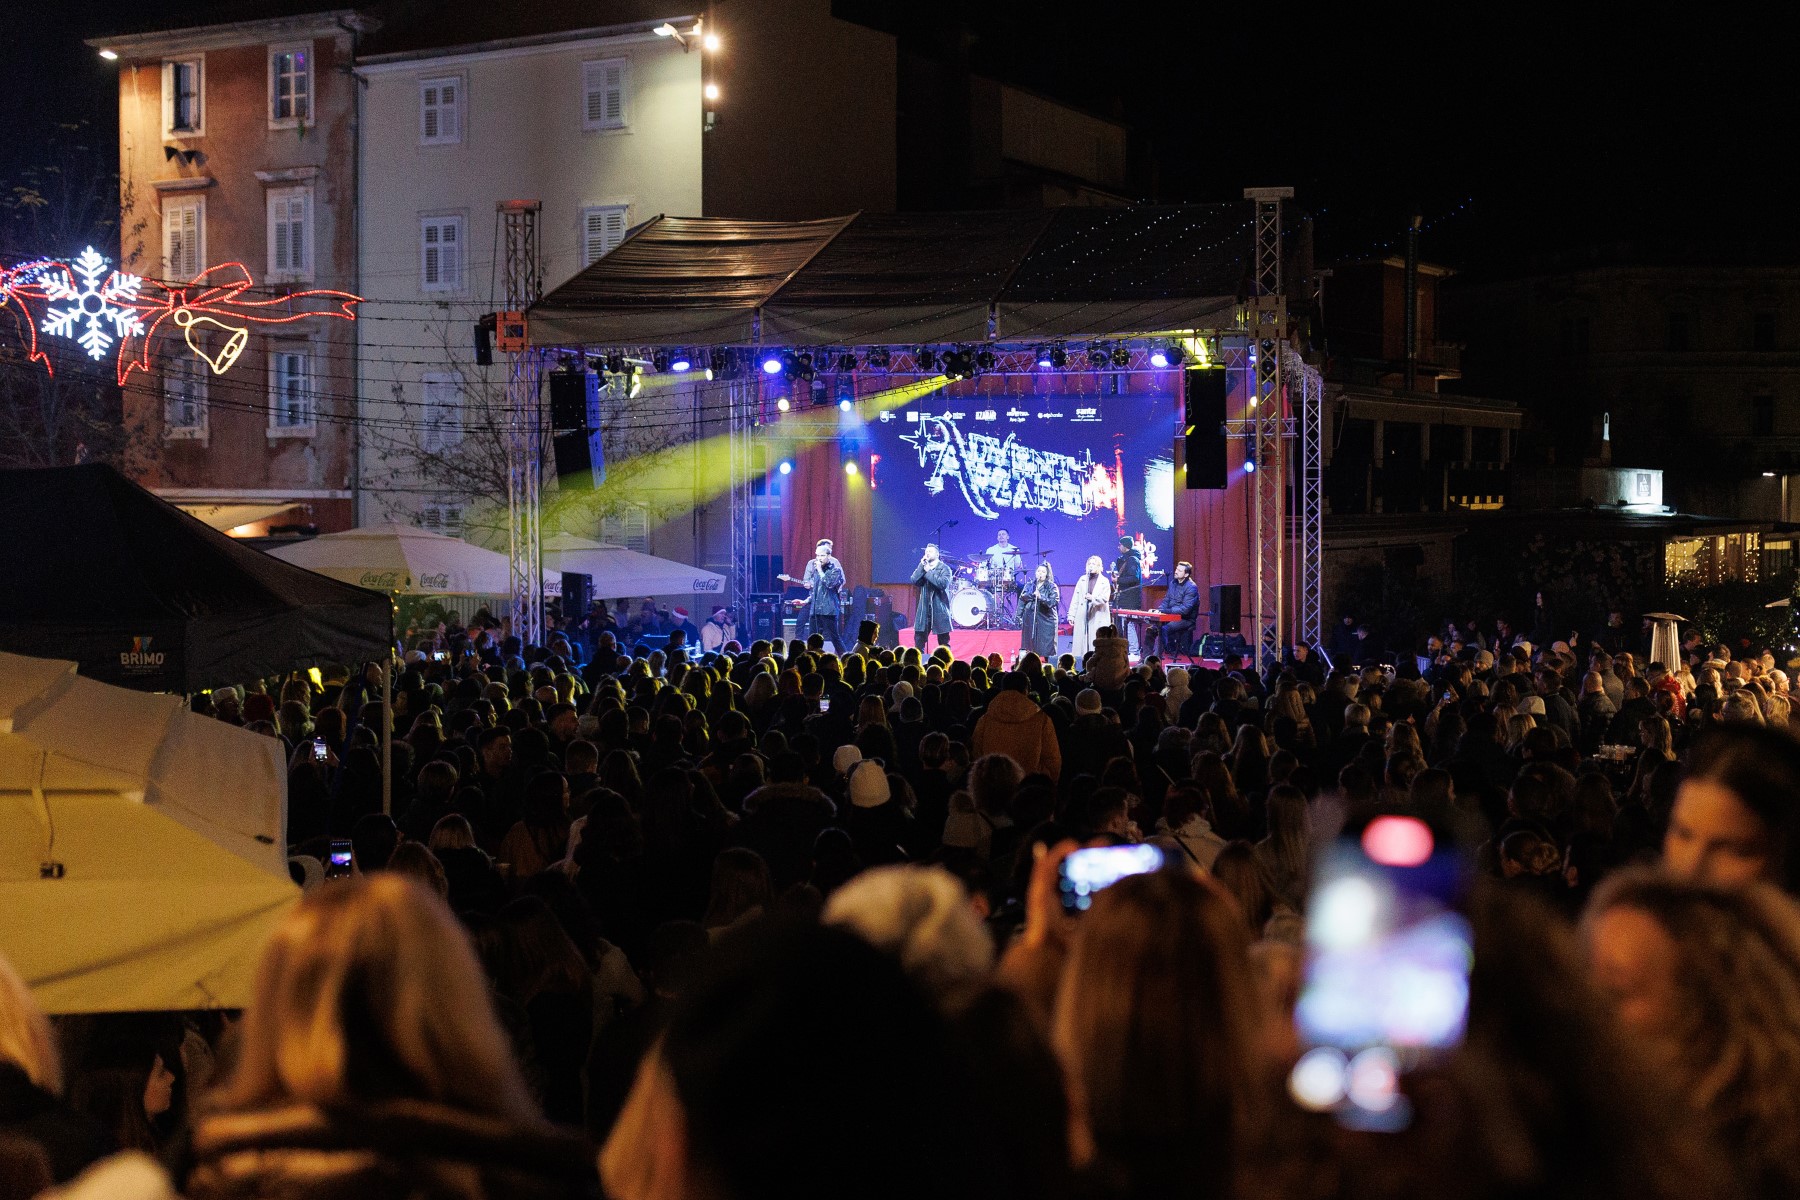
5,606,1800,1200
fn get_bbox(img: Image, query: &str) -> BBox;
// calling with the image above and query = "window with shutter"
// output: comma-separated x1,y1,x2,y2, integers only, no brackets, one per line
421,75,462,145
163,199,204,280
421,373,463,452
164,59,203,135
164,356,207,439
581,205,629,266
267,187,311,281
269,348,314,434
582,58,629,130
601,503,650,551
422,500,464,537
421,216,463,292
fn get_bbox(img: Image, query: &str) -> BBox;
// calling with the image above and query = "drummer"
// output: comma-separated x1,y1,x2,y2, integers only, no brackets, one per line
982,529,1025,620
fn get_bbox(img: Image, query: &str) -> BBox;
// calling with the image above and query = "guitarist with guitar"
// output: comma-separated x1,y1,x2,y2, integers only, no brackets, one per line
777,538,847,651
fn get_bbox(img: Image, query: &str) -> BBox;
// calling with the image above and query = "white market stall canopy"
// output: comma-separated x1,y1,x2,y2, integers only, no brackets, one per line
527,206,1251,348
541,533,727,597
0,653,294,1013
265,523,551,595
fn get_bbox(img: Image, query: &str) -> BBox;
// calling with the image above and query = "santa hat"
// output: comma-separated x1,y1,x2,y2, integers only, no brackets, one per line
673,608,690,620
712,606,730,619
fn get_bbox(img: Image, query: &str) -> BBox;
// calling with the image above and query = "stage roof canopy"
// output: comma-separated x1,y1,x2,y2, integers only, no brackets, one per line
528,205,1252,348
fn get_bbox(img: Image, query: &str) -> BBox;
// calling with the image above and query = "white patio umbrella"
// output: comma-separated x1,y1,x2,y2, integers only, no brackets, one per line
0,652,294,1012
264,523,522,595
541,533,727,598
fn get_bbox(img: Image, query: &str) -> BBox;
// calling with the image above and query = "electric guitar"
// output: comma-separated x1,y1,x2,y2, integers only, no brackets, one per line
777,571,846,610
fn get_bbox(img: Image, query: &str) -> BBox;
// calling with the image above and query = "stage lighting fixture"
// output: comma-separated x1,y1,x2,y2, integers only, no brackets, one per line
704,32,721,51
776,396,791,412
1087,346,1110,368
838,397,852,411
670,354,693,372
1036,347,1054,369
1244,458,1257,474
606,353,626,374
942,347,976,379
915,346,937,371
778,460,793,475
709,348,730,376
1049,344,1068,369
1110,345,1132,368
837,352,858,373
976,349,997,371
795,351,816,380
652,350,671,372
866,346,891,369
1150,349,1169,368
762,354,783,375
1151,343,1185,369
704,83,720,101
844,460,860,476
1260,338,1276,355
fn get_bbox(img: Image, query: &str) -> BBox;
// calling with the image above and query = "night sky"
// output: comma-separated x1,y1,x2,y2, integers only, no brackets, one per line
3,2,1790,274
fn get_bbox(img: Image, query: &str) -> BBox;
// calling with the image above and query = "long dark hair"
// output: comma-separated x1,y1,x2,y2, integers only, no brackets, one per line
1683,724,1800,893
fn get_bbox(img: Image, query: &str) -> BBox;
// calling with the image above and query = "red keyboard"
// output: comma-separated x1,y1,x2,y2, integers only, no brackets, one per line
1112,609,1180,622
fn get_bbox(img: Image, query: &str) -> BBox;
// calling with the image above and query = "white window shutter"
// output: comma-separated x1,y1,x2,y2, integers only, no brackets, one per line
441,221,459,287
584,59,627,129
422,223,440,287
422,83,439,140
166,202,201,278
440,83,458,139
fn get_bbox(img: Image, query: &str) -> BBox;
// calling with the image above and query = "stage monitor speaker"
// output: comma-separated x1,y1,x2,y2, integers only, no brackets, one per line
1184,366,1229,489
550,369,600,431
561,572,593,619
1210,583,1241,634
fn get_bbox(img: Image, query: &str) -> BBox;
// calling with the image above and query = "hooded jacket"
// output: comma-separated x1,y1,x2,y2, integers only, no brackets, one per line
969,689,1062,780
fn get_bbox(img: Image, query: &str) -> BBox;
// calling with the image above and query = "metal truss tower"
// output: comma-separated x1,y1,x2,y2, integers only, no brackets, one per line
500,200,544,647
727,373,757,618
1244,187,1291,674
1295,359,1325,650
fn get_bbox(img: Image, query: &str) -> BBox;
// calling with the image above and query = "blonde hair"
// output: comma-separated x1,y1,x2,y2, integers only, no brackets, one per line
0,952,60,1093
428,813,477,851
210,874,535,1122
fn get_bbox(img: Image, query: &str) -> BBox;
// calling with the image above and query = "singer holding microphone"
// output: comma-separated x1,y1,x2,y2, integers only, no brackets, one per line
910,542,955,653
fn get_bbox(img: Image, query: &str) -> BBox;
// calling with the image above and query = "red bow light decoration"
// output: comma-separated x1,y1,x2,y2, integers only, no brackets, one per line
2,253,361,384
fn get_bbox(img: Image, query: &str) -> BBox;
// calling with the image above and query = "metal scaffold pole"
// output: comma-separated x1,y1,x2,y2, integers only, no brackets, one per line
1245,187,1292,675
500,200,544,648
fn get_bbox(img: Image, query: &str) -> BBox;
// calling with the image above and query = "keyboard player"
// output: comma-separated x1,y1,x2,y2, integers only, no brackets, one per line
1146,561,1200,659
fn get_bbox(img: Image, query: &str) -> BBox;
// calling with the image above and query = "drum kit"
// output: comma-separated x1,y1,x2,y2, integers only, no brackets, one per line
942,551,1042,629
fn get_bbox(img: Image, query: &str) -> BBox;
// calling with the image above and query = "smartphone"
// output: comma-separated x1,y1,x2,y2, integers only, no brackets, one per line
818,697,830,713
311,738,329,762
1289,816,1472,1131
1056,844,1166,915
327,840,353,876
432,650,448,661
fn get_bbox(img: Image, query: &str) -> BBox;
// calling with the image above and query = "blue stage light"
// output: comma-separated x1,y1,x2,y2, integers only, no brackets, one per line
671,357,692,372
761,355,783,375
778,460,793,475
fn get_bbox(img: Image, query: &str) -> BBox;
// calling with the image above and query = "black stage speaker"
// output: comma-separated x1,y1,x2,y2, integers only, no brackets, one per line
751,598,781,643
1210,583,1241,634
561,572,593,620
1184,365,1229,489
550,370,606,488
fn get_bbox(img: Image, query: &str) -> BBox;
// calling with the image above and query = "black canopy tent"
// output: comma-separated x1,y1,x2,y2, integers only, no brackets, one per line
0,464,392,693
526,205,1252,348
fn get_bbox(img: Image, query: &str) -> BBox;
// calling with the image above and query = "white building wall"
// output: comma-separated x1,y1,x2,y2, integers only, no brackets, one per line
354,32,704,558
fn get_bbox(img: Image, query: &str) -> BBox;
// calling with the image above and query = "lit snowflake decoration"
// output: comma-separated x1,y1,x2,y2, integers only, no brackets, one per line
40,246,145,360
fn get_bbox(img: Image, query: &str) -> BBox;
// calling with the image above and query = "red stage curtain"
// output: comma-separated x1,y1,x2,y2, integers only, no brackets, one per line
781,441,872,585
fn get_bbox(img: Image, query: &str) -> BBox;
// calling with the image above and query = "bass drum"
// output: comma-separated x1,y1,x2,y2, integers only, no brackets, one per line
950,588,993,628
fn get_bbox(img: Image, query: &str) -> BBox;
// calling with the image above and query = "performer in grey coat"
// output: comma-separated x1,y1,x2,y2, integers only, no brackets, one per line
801,539,846,649
1021,560,1060,659
910,543,955,653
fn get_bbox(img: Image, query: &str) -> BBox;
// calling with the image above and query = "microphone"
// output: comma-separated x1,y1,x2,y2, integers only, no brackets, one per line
945,520,960,528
